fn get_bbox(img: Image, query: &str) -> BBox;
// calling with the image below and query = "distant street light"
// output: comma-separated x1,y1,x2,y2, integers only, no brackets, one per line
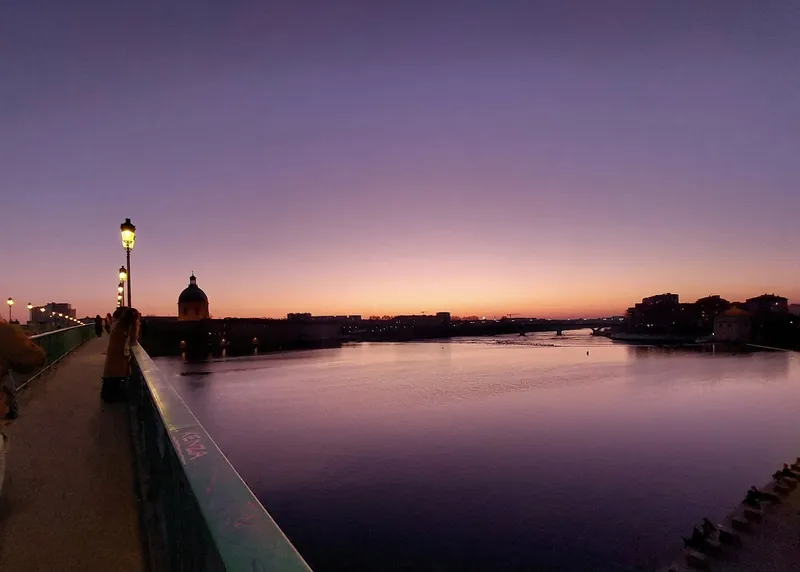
27,302,33,310
6,297,13,321
119,266,128,306
40,307,45,313
120,218,136,307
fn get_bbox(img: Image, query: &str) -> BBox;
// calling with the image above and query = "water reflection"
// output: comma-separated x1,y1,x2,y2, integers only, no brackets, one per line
627,345,791,380
158,341,800,572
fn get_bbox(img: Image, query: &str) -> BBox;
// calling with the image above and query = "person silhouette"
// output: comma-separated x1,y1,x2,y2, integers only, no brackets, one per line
101,308,140,403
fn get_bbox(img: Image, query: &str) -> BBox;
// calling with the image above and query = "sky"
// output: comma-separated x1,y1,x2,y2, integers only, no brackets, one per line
2,1,799,320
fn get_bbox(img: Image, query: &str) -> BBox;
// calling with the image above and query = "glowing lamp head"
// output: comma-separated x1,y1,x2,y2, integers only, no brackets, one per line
117,284,124,293
6,298,13,307
119,266,128,282
120,218,136,251
27,303,33,310
40,307,45,313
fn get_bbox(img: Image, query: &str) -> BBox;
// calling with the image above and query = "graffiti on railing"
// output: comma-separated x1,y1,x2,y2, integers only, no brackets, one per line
172,427,208,462
211,500,264,532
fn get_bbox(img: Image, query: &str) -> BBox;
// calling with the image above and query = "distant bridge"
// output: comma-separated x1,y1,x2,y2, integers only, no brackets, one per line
450,319,623,337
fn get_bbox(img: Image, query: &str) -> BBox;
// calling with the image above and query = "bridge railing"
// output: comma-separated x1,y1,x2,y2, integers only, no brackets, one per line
129,345,313,572
13,324,95,391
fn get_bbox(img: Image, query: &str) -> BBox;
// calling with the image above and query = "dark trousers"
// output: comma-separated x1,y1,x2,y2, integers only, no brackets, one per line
101,377,128,403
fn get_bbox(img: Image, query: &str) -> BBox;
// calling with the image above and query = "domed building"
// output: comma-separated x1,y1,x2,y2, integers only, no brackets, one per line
713,307,750,342
178,273,210,321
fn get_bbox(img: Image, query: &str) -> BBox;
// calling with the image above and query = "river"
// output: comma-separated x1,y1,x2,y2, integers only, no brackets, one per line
156,330,800,571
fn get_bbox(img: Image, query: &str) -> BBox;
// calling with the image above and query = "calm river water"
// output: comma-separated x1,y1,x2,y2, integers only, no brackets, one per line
157,331,800,571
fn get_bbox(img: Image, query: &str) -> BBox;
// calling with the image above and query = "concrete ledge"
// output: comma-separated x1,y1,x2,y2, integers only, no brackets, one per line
685,549,710,569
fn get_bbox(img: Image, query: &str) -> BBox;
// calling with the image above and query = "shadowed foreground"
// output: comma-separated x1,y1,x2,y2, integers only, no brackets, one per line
0,337,145,571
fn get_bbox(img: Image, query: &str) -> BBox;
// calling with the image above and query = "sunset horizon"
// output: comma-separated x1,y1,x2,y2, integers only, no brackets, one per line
3,0,798,320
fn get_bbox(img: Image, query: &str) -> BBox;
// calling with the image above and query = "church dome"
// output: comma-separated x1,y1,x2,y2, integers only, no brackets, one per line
178,274,208,304
719,307,748,317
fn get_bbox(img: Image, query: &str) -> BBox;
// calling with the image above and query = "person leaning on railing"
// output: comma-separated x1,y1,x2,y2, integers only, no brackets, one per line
101,307,140,403
0,315,47,421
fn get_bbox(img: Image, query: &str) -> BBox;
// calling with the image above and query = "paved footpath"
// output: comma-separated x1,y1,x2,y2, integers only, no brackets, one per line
0,336,146,571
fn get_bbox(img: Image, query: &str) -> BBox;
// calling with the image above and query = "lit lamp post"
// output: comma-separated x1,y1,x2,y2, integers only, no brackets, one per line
120,218,136,307
27,302,32,324
6,297,13,322
119,266,128,307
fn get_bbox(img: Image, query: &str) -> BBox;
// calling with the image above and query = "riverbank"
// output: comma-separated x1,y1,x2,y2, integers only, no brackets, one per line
660,461,800,571
609,332,697,344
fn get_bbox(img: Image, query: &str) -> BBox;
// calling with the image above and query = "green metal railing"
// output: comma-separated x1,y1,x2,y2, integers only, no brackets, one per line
14,324,95,391
129,345,313,572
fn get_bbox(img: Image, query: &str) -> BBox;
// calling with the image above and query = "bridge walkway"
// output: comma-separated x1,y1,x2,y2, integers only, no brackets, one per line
0,336,146,571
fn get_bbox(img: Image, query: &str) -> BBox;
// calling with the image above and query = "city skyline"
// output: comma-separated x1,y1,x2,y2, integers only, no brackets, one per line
3,1,799,319
5,281,795,323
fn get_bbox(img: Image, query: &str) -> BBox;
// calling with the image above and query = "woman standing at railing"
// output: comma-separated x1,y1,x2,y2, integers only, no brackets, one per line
101,307,140,403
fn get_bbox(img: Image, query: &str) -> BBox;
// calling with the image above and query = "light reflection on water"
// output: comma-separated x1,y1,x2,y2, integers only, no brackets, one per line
156,330,800,571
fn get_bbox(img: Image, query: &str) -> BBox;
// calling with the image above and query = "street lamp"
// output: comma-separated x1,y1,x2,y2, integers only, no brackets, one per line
120,218,136,307
119,266,128,306
6,297,13,322
119,266,128,282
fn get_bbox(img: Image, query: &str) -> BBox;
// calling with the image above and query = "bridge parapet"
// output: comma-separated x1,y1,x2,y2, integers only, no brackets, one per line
129,346,312,572
12,324,94,391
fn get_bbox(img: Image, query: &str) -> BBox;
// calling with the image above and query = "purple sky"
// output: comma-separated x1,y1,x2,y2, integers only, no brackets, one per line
2,1,799,320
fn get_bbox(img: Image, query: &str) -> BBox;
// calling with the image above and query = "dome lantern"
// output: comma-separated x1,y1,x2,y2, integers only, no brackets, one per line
178,273,210,320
